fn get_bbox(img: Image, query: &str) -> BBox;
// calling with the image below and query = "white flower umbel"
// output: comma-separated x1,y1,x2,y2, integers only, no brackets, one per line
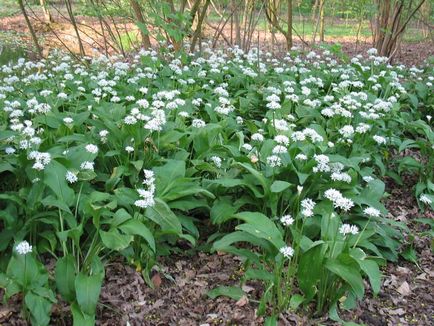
210,156,222,168
301,198,316,217
280,214,294,226
324,188,354,212
192,119,206,128
279,246,294,259
266,155,282,167
135,169,156,209
364,207,381,218
373,135,386,145
339,224,359,236
85,144,99,154
15,241,32,255
313,154,330,173
80,161,95,171
420,194,432,205
65,171,78,184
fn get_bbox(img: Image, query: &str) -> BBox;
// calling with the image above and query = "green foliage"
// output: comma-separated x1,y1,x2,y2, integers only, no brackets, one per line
0,46,432,324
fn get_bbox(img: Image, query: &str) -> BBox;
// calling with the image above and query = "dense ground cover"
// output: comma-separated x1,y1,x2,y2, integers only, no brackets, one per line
0,45,433,325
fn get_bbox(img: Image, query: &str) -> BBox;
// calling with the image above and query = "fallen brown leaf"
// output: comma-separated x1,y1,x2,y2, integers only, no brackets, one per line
235,295,249,307
151,272,162,288
397,281,411,296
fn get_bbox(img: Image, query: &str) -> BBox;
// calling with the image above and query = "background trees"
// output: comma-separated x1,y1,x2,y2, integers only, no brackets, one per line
10,0,434,58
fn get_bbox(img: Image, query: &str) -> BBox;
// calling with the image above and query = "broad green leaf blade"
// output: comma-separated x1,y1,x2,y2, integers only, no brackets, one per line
325,258,365,299
145,198,182,234
71,302,95,326
75,273,103,316
210,197,239,225
207,286,244,300
99,229,133,251
270,180,291,193
24,291,52,326
233,212,285,249
55,255,76,302
119,219,156,252
43,160,75,207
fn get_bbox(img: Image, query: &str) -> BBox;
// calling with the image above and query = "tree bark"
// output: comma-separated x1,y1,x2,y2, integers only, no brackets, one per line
130,0,152,49
64,0,85,56
17,0,43,58
286,0,292,49
190,0,211,51
39,0,52,23
319,0,325,42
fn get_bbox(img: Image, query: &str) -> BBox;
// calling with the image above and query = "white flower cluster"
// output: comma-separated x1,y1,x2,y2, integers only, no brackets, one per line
210,156,222,168
85,144,99,154
266,92,281,110
134,169,156,209
15,240,32,255
364,206,381,217
420,194,432,205
301,198,316,217
28,151,51,170
324,188,354,212
313,154,330,173
339,224,359,236
280,214,294,226
266,155,282,167
65,170,78,184
192,118,206,128
291,128,323,143
279,245,294,259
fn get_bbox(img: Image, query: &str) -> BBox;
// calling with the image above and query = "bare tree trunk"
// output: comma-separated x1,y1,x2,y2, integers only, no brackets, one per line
190,0,211,51
287,0,292,49
319,0,325,42
374,0,426,58
232,0,241,46
39,0,52,23
130,0,152,49
17,0,43,57
64,0,85,56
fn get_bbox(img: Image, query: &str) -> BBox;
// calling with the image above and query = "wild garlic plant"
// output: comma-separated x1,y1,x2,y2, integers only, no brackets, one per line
0,44,432,324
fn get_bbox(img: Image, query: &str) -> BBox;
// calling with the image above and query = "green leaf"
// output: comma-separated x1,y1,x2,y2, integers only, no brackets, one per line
245,268,274,282
71,302,95,326
264,315,278,326
55,255,76,302
234,162,268,194
400,246,418,265
119,219,156,252
154,159,186,191
325,258,365,299
270,180,291,193
43,160,75,207
213,231,275,254
207,286,244,300
210,197,239,224
99,229,133,251
7,254,47,288
289,294,304,310
349,248,382,295
146,198,182,234
297,243,325,301
75,273,103,316
25,291,52,326
233,212,285,249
